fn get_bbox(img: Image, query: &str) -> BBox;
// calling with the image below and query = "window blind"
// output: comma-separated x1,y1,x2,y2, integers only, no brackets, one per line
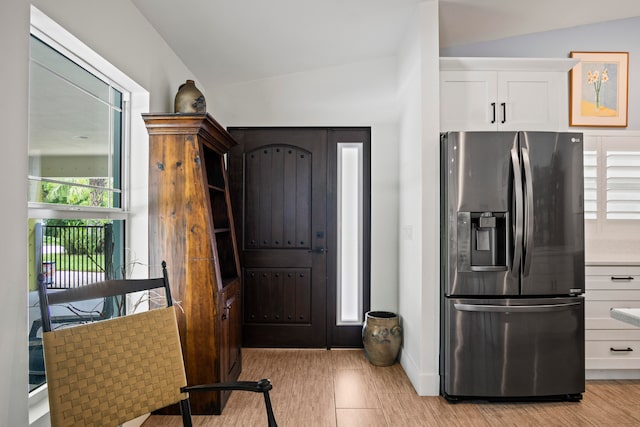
607,150,640,219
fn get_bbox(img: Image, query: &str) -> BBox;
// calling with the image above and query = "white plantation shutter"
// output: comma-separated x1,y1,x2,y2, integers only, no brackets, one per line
584,135,640,221
607,150,640,219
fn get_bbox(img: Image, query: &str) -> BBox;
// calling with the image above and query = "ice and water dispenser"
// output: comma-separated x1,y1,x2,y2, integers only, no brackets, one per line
458,211,508,272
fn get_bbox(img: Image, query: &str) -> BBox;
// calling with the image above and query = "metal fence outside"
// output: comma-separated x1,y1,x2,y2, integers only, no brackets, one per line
35,223,113,288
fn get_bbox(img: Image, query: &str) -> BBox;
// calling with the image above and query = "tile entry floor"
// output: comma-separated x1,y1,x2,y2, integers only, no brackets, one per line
143,348,640,426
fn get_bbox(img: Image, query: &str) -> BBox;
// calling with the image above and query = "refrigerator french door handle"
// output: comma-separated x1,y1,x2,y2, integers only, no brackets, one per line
454,302,581,313
521,146,534,276
470,266,508,272
510,146,523,276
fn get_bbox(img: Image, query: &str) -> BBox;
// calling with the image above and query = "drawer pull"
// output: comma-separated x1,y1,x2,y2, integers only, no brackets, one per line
610,347,633,352
611,276,635,281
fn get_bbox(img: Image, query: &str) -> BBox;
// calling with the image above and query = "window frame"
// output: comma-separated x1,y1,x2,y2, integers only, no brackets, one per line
28,6,150,422
28,30,129,220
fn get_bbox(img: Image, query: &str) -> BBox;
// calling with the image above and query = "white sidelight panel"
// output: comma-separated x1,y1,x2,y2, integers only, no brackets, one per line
337,142,363,325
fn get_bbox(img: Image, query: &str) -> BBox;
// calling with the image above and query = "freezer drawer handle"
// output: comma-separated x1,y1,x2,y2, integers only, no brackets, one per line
611,276,635,281
454,302,581,313
610,347,633,352
470,266,508,272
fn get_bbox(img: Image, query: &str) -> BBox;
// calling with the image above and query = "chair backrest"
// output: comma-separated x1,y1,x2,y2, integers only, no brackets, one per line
38,262,189,427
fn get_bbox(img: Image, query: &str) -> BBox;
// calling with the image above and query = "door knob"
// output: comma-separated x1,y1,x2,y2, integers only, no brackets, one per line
308,247,326,253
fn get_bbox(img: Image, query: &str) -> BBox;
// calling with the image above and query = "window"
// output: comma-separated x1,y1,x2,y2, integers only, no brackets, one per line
28,35,123,211
606,150,640,219
583,132,640,263
28,33,127,392
26,10,150,424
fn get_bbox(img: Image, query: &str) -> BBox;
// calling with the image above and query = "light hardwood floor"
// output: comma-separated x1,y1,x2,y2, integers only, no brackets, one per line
143,348,640,426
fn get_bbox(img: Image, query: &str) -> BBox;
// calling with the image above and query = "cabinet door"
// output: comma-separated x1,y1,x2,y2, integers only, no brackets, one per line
440,71,498,131
226,287,241,378
497,71,562,131
220,283,241,381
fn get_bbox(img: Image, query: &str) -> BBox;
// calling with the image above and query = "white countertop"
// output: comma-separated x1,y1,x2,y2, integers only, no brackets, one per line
611,308,640,327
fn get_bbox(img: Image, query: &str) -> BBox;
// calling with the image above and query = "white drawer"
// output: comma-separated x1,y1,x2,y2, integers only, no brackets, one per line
586,275,640,291
586,300,640,329
586,329,640,341
585,290,640,300
587,318,640,330
586,299,640,317
586,341,640,369
584,266,640,371
586,266,640,277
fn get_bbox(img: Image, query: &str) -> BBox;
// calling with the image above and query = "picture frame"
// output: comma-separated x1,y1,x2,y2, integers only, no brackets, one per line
569,51,629,127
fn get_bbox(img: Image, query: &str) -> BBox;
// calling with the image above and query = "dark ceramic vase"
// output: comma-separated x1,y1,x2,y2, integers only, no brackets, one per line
174,79,206,113
362,311,402,366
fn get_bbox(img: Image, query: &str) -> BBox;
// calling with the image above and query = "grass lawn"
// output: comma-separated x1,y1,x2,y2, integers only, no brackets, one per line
42,253,105,272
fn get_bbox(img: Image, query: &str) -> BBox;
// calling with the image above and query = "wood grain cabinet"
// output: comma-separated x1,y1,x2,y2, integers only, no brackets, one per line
439,57,578,132
143,113,242,414
585,265,640,379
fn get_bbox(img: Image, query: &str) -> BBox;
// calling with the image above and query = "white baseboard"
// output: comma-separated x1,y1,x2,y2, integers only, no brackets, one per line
399,347,440,396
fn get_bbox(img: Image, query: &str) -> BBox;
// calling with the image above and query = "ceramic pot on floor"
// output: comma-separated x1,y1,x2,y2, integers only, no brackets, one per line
362,311,402,366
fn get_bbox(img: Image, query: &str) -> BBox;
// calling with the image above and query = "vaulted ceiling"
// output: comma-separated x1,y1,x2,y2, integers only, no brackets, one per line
29,1,640,157
130,0,640,89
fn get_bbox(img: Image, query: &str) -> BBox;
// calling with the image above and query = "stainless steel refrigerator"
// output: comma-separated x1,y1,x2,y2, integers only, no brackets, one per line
440,131,585,401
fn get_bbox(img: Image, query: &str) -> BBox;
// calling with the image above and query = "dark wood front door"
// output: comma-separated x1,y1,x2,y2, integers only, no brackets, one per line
228,127,371,348
228,128,328,347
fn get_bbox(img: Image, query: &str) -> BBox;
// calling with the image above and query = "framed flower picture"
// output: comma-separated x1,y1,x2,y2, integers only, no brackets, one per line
569,51,629,127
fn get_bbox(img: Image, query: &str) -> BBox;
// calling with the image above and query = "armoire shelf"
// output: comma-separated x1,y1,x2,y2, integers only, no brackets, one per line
143,112,242,415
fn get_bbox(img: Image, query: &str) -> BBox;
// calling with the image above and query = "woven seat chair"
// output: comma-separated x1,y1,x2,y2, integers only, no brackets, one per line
37,261,277,427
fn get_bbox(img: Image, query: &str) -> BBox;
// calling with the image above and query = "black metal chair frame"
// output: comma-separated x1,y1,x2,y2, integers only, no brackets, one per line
38,260,277,427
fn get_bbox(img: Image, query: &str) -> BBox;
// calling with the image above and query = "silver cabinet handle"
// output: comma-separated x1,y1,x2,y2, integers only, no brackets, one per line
611,276,635,281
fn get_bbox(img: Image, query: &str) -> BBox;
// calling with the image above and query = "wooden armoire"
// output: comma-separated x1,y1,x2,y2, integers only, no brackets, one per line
143,113,242,415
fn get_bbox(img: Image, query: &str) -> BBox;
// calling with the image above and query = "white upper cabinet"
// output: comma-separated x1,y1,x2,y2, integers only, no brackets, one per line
440,57,578,132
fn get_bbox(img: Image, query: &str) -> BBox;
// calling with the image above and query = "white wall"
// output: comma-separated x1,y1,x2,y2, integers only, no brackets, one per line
418,0,441,396
2,1,203,425
0,1,30,425
397,25,424,390
396,0,440,396
31,0,198,114
212,56,400,126
370,123,400,312
213,57,401,313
